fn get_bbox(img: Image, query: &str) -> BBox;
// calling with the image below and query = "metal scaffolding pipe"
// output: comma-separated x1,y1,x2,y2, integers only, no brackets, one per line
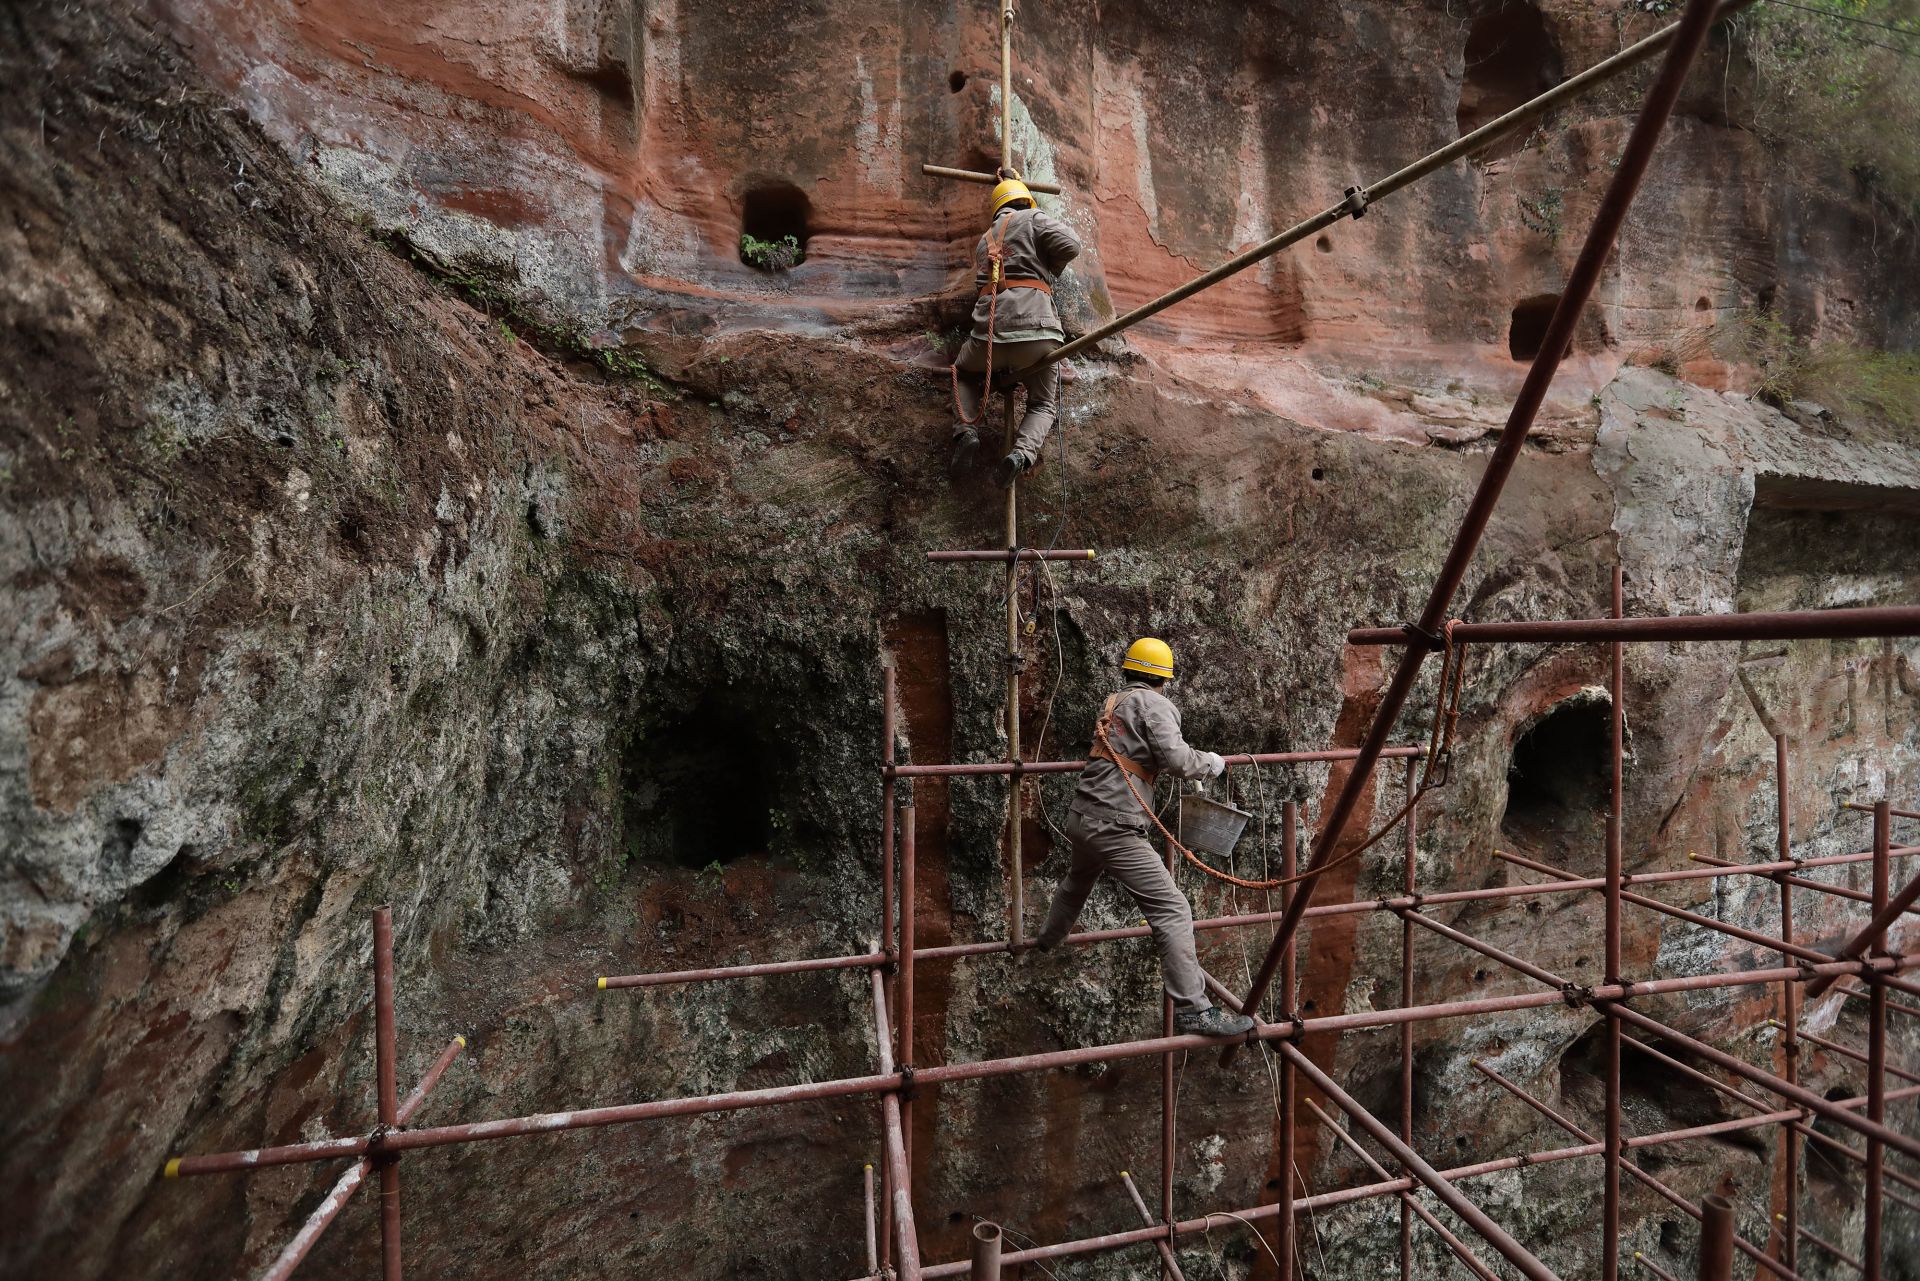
1793,1221,1864,1273
1805,819,1920,998
1231,0,1730,1047
1782,1024,1920,1086
1837,983,1920,1021
1606,1004,1920,1163
1473,1062,1797,1281
257,1036,465,1281
1638,1252,1684,1281
1866,801,1889,1281
1698,1195,1736,1281
885,744,1424,777
925,548,1093,561
1347,605,1920,648
1304,1097,1501,1281
864,1164,878,1277
1277,799,1299,1281
870,965,923,1280
968,1221,1002,1281
165,954,1917,1177
919,164,1062,194
903,1110,1818,1281
1790,1119,1920,1200
528,851,1918,1001
372,908,403,1281
1283,1042,1562,1281
1119,1171,1188,1281
1039,0,1759,369
1495,847,1835,964
1606,566,1627,1281
1399,762,1417,1281
1690,851,1920,914
900,804,917,1194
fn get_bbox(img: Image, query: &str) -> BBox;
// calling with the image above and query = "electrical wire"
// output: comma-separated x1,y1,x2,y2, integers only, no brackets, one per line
1764,0,1920,41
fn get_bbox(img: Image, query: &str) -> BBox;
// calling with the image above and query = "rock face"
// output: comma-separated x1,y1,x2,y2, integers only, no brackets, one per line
1,3,1916,1281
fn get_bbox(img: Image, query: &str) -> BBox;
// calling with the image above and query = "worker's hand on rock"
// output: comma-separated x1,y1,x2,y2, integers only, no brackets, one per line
1200,752,1226,779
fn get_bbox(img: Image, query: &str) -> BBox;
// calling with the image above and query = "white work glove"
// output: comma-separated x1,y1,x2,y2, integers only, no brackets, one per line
1200,752,1226,779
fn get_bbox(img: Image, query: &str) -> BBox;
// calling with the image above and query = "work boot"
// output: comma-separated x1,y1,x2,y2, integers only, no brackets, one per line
950,427,981,473
996,450,1032,488
1174,1005,1256,1039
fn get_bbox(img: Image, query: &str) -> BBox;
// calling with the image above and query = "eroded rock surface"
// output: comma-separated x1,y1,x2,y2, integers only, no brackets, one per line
2,3,1916,1280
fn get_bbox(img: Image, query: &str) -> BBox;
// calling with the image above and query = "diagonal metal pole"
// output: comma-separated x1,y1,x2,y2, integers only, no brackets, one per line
1229,0,1732,1048
1040,0,1758,369
1279,1043,1562,1281
1120,1170,1189,1281
1805,823,1920,998
1305,1097,1499,1281
257,1035,465,1281
1474,1062,1798,1281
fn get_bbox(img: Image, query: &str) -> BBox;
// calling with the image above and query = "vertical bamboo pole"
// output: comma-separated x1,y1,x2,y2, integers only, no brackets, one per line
1604,565,1625,1281
1866,800,1889,1280
881,668,898,1273
1277,800,1298,1281
999,0,1024,949
372,908,402,1281
901,804,918,1203
1005,417,1023,947
1161,825,1177,1268
1775,734,1798,1275
1401,759,1417,1281
883,667,897,978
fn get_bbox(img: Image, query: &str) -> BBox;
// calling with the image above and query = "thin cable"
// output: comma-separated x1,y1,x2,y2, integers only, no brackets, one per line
1764,0,1920,40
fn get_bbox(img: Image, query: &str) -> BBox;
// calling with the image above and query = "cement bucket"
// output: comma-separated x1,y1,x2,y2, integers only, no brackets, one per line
1179,791,1252,859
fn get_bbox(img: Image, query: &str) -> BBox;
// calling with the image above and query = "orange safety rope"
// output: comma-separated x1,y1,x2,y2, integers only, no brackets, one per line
1097,621,1472,891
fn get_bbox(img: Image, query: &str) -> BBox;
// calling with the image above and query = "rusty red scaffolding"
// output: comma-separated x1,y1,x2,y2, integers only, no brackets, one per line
149,0,1919,1277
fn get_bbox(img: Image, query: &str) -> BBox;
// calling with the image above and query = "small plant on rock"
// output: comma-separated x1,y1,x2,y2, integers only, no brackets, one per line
740,233,803,272
1518,188,1565,246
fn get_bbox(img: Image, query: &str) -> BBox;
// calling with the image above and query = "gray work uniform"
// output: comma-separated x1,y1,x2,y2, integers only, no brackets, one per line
1036,680,1214,1011
952,205,1082,463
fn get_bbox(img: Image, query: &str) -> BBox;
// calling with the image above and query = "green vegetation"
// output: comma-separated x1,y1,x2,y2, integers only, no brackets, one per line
739,232,803,272
1731,1,1920,214
381,235,671,394
1518,187,1565,246
1715,310,1920,434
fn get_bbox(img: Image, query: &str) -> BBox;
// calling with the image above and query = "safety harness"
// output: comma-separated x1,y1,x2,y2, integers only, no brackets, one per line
1091,626,1473,893
950,210,1052,425
1091,688,1287,891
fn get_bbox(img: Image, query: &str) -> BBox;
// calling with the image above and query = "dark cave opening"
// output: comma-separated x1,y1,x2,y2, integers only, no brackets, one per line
620,696,780,869
1502,695,1609,847
1509,292,1561,361
739,181,811,272
1458,1,1564,159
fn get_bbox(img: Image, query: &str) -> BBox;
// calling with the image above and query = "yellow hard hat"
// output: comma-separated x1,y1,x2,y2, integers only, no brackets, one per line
991,177,1034,215
1122,637,1174,679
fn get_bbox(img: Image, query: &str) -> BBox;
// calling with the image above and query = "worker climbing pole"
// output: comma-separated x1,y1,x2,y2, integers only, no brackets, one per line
925,1,1088,952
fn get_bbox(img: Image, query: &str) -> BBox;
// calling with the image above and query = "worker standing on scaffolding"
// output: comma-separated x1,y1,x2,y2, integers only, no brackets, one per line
1032,638,1257,1039
950,171,1080,486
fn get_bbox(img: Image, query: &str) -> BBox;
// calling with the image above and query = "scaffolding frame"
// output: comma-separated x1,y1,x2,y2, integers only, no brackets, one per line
150,1,1920,1278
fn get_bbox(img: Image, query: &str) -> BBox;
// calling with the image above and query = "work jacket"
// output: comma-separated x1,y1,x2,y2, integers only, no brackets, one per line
1071,680,1212,824
969,206,1081,344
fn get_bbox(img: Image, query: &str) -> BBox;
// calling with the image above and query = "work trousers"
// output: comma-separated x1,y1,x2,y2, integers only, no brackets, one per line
952,336,1060,463
1036,810,1209,1011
